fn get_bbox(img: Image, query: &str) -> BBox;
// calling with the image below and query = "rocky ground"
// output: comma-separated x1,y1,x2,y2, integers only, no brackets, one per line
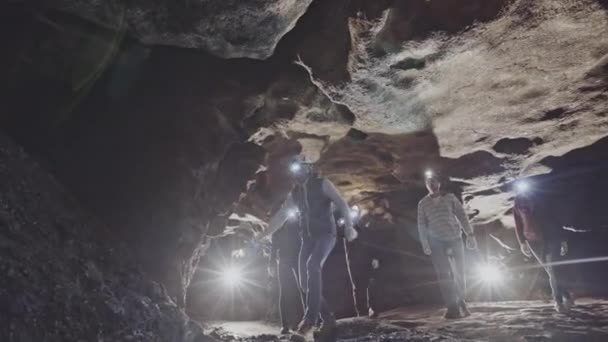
207,299,608,342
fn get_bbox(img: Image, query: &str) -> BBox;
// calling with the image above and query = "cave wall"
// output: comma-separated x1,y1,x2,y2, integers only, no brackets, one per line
0,9,276,307
0,134,214,341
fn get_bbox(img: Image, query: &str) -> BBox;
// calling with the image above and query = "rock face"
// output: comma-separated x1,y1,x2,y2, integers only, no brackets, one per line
0,134,214,341
288,0,608,226
50,0,314,59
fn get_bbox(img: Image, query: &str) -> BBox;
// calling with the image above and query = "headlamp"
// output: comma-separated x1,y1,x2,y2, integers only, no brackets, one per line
476,263,504,284
221,266,243,287
515,180,530,194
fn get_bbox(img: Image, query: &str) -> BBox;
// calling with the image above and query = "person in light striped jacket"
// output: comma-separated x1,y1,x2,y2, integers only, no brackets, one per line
417,171,477,319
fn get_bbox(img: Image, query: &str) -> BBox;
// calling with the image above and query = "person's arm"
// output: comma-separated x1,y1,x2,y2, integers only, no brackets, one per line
256,195,294,242
450,194,474,236
322,179,353,229
513,206,526,245
323,179,358,241
417,200,431,252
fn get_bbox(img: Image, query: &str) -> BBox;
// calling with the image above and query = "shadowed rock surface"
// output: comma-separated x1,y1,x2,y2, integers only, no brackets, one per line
0,134,216,341
49,0,314,59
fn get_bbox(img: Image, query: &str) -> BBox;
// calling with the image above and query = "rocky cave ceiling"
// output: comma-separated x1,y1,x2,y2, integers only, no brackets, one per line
47,0,608,231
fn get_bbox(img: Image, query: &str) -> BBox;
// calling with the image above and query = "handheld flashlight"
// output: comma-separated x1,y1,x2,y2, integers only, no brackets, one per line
349,205,360,220
476,263,504,284
289,162,302,174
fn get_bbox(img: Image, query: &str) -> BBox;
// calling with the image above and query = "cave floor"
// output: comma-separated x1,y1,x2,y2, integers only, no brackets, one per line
205,298,608,341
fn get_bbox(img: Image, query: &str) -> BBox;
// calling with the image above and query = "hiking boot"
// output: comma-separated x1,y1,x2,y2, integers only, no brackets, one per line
318,314,337,334
554,301,569,314
368,308,378,319
280,327,290,334
459,299,471,317
563,295,575,311
296,319,314,335
444,304,462,319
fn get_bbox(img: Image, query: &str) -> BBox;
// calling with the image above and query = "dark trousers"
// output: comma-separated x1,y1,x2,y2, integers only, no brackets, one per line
299,234,336,323
429,238,466,307
344,239,377,316
278,258,304,329
527,240,571,303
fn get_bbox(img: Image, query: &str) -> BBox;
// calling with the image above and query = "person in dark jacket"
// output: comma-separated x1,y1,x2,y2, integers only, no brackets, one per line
269,205,304,334
513,180,574,313
257,155,358,336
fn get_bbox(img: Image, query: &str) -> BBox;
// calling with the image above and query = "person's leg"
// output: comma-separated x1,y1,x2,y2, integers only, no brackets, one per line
528,240,566,311
290,264,305,327
367,269,378,317
544,241,570,304
344,238,370,316
352,272,370,316
297,237,314,332
448,239,470,316
278,261,289,331
279,258,303,331
299,238,312,303
449,240,466,302
429,239,458,309
304,235,336,323
343,238,360,316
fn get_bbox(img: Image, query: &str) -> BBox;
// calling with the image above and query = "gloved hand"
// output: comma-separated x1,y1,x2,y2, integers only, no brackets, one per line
560,241,568,256
423,245,432,256
345,226,358,242
520,243,533,258
371,259,380,269
465,235,478,250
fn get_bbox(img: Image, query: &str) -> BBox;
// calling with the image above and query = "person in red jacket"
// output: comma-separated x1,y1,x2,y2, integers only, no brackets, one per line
512,180,574,313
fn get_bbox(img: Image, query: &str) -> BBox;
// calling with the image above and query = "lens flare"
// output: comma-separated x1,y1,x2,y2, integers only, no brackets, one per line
477,263,503,284
515,180,530,194
222,266,243,287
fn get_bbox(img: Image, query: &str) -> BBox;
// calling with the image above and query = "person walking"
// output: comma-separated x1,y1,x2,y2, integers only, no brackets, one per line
513,180,574,313
417,171,477,319
258,155,358,336
269,204,304,334
339,216,382,318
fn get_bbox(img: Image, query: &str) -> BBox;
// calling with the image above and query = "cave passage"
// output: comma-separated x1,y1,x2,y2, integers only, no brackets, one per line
2,0,608,341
